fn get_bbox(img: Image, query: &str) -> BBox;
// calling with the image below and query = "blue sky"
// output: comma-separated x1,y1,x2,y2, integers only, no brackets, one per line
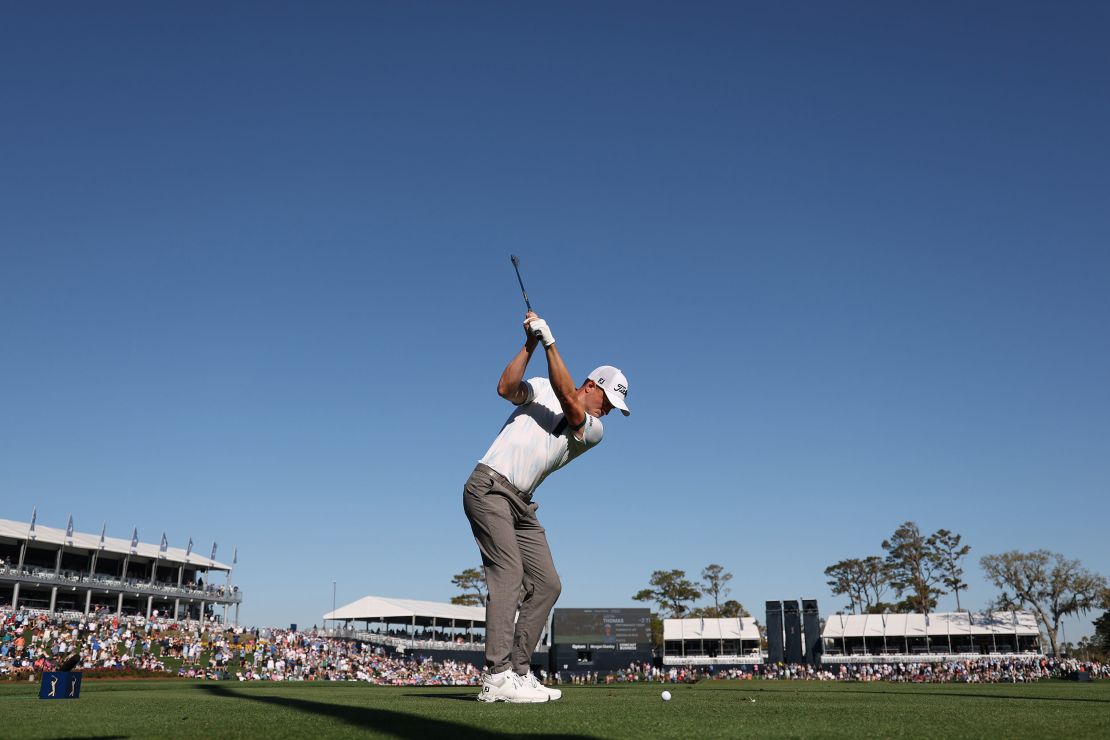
3,2,1107,639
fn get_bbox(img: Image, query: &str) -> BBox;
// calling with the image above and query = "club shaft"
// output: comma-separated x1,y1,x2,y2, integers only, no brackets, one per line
510,255,532,311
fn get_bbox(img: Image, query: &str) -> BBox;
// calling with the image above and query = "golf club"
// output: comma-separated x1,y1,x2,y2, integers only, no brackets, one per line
510,254,532,312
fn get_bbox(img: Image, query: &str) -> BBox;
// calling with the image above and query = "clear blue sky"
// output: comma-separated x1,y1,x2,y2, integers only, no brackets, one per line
3,2,1107,639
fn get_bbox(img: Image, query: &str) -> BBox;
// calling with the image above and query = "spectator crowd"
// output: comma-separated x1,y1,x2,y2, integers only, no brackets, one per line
2,607,1105,686
556,657,1107,685
1,608,478,685
710,657,1110,683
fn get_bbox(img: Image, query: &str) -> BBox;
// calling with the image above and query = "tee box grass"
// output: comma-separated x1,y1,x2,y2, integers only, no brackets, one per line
1,679,1107,739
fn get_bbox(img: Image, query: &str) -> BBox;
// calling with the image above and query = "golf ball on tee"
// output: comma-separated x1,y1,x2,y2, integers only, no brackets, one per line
661,690,672,701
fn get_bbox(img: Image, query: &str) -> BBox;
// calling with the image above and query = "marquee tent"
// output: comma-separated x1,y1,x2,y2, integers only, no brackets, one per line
822,611,1041,656
663,616,761,642
323,595,484,627
662,616,763,665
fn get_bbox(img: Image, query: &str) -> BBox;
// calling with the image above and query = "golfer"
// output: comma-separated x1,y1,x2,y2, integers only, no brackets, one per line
465,311,629,703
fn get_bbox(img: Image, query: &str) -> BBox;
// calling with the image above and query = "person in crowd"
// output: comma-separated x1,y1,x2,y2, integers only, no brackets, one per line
2,607,1106,685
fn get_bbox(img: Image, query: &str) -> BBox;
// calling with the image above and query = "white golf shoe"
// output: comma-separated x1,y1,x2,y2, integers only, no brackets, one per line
477,670,551,703
522,671,561,701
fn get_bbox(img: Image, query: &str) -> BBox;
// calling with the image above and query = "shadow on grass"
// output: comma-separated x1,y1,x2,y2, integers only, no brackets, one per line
722,684,1110,704
197,684,596,739
409,692,486,702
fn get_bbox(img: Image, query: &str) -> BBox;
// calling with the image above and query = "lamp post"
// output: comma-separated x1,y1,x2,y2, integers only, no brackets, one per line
332,580,336,631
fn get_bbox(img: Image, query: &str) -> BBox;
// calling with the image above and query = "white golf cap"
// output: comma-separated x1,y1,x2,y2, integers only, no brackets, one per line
588,365,630,416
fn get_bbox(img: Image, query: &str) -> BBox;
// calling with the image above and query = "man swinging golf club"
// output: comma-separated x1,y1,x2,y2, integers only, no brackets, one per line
464,307,629,703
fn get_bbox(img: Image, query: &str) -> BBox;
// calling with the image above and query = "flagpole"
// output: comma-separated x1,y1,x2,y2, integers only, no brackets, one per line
13,508,36,610
229,547,238,628
57,515,73,579
59,516,74,599
86,521,102,586
22,506,36,567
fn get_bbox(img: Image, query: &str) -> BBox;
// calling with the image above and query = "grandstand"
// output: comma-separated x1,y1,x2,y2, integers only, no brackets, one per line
0,516,240,625
661,610,1044,668
322,594,561,673
821,611,1042,663
322,595,487,651
662,616,763,666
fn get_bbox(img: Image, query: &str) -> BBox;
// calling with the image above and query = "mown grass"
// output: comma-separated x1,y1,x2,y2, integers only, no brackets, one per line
1,678,1107,739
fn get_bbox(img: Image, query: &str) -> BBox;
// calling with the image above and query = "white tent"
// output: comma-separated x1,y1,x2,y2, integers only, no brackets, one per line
663,616,761,642
862,613,885,639
821,611,1039,640
662,616,762,665
323,595,484,625
820,611,1042,663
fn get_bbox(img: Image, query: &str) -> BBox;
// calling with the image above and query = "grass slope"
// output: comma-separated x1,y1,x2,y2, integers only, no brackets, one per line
2,679,1107,739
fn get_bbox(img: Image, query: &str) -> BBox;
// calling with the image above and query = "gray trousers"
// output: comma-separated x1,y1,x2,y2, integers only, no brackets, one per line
463,463,561,674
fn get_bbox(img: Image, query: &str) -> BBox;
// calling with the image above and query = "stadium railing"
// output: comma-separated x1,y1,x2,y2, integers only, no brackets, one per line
0,566,242,603
322,628,492,652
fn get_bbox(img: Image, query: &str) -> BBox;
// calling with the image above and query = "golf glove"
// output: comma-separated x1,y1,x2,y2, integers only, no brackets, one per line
529,319,556,347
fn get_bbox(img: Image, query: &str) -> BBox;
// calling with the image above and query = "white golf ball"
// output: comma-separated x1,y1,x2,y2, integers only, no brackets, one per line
661,690,672,701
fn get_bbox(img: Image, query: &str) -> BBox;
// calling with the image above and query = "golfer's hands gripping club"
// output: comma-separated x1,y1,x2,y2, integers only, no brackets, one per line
524,313,556,347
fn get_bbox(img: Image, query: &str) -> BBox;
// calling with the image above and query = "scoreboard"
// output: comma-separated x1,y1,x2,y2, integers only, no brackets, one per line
550,608,653,674
553,608,651,649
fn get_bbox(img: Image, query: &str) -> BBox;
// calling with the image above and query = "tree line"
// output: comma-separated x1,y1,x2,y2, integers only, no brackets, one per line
630,564,749,619
628,564,751,648
449,527,1109,658
824,521,969,614
825,520,1108,656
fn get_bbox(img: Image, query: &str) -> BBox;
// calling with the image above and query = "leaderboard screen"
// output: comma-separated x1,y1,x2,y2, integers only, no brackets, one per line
552,608,651,649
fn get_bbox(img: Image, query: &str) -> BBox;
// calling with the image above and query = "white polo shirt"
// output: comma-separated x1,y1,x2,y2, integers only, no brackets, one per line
479,377,604,496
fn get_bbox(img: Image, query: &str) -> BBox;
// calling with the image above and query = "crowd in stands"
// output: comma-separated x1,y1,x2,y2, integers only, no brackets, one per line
1,608,479,685
327,625,478,647
1,608,168,675
201,627,480,684
671,657,1110,684
2,607,1105,686
547,658,1109,685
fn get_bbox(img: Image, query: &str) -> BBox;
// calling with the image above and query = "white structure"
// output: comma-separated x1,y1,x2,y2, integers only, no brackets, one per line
820,611,1041,663
663,616,763,665
323,595,487,651
0,516,238,624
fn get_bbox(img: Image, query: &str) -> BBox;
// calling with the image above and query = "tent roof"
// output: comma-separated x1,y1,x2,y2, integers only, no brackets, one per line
323,595,485,625
821,611,1040,639
0,517,230,571
663,617,761,641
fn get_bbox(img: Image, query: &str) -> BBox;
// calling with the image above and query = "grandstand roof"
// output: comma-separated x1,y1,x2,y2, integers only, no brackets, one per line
663,616,761,641
324,595,485,625
821,611,1040,639
0,517,231,571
